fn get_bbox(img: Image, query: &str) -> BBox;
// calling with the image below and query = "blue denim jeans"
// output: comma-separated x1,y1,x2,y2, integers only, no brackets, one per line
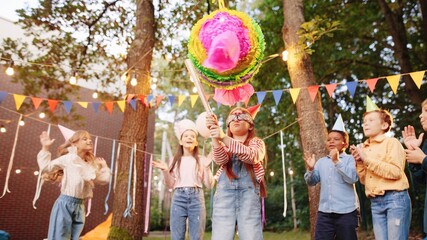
370,190,411,240
170,187,206,240
48,194,85,240
212,154,262,240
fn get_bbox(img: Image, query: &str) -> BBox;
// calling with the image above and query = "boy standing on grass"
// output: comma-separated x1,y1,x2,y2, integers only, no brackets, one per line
350,97,410,240
304,114,359,240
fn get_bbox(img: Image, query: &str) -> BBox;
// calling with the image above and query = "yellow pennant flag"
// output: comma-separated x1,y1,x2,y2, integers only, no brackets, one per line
386,75,401,94
117,100,126,112
178,95,186,106
190,95,198,108
13,94,26,110
289,88,300,104
77,101,88,108
409,71,425,89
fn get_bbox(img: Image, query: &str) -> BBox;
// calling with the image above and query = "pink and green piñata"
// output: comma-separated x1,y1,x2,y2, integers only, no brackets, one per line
188,8,265,106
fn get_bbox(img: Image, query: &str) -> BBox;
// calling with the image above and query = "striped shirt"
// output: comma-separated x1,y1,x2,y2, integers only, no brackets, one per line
212,137,265,182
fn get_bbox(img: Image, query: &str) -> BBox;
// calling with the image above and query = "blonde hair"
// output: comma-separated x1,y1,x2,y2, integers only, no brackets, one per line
43,130,96,182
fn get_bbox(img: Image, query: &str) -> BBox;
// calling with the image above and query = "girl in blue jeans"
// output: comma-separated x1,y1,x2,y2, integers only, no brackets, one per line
152,119,213,240
206,106,267,240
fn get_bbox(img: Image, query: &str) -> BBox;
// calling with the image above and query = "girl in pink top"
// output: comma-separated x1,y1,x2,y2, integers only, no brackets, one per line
152,119,212,240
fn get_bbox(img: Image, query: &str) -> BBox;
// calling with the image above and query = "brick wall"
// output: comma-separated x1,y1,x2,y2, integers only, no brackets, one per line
0,70,123,240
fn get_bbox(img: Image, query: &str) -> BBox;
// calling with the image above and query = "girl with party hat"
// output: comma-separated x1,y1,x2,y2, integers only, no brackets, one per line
350,97,410,240
152,119,213,240
37,129,111,240
206,105,266,240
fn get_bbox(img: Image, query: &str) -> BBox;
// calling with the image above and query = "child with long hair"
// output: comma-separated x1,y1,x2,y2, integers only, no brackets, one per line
152,119,213,240
37,130,110,240
206,106,266,240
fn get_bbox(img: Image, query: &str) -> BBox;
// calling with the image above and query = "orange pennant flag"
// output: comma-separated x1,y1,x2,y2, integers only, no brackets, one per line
289,88,300,104
307,85,319,102
156,96,164,107
178,95,186,106
47,99,58,112
31,97,43,110
77,101,88,108
13,94,26,110
409,71,425,89
190,95,198,108
324,83,337,97
126,94,135,103
117,100,125,112
205,94,211,101
365,78,379,93
386,75,401,94
105,102,114,114
139,95,147,106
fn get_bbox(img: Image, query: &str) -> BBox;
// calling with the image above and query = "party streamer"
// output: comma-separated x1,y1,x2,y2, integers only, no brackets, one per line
1,114,23,198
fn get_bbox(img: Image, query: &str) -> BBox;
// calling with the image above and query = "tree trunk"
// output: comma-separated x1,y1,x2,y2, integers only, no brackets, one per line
282,0,329,238
109,0,155,239
377,0,422,104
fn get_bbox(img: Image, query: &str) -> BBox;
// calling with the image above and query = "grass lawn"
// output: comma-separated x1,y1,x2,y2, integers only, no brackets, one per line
145,230,311,240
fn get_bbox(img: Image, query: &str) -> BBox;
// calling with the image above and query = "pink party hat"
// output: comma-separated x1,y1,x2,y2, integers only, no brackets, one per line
58,124,76,141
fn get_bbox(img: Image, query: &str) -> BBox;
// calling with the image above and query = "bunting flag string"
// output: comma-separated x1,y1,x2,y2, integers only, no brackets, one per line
0,70,425,112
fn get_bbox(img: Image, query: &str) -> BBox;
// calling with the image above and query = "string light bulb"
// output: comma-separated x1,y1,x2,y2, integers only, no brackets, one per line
281,50,289,62
92,91,98,99
5,60,14,76
192,86,197,93
151,83,157,90
39,112,46,119
288,168,294,176
130,71,137,86
69,71,78,85
0,125,6,133
19,117,25,126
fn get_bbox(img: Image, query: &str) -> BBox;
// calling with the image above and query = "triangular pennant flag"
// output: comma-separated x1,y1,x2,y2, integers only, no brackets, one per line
324,83,337,97
190,95,198,107
129,99,137,110
156,96,164,107
13,94,26,110
47,99,58,112
58,124,75,141
139,95,147,106
256,91,266,104
62,101,72,114
105,102,114,114
332,114,346,132
244,98,250,107
147,95,153,104
346,81,358,98
365,78,379,93
77,101,88,108
92,102,101,112
117,100,125,112
205,94,211,101
168,95,175,105
289,88,300,104
272,90,283,106
178,95,186,106
0,91,7,104
386,75,400,94
31,97,43,110
126,94,135,103
307,85,319,102
409,71,425,89
366,96,379,112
